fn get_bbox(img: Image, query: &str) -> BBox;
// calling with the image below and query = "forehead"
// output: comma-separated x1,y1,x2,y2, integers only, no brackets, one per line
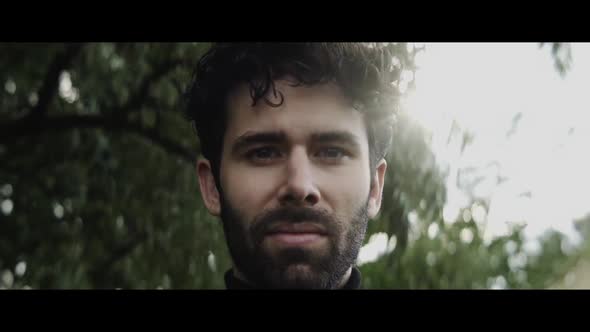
225,80,367,143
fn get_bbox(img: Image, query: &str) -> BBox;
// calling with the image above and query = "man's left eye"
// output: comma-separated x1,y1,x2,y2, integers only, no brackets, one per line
316,147,346,159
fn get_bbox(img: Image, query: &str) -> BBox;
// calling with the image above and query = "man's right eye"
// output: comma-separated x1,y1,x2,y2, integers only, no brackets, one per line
245,147,282,163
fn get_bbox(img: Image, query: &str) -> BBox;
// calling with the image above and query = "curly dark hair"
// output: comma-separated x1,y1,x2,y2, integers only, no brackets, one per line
184,43,402,188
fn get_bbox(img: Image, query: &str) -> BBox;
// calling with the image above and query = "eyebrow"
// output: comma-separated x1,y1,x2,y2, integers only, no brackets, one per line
231,130,361,154
310,131,360,150
231,131,288,154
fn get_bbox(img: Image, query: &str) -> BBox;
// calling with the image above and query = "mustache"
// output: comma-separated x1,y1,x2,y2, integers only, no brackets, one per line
251,206,337,240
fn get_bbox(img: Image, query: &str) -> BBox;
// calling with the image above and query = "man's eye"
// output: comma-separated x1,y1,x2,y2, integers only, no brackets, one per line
316,147,347,159
246,147,282,161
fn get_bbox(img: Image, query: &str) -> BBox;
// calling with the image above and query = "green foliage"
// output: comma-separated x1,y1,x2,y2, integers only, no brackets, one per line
540,43,572,77
361,204,580,289
1,43,229,289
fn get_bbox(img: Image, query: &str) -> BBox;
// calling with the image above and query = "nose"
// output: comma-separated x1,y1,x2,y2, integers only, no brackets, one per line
278,147,320,206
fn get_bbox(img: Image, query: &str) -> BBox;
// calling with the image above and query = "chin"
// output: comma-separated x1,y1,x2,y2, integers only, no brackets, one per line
272,264,329,289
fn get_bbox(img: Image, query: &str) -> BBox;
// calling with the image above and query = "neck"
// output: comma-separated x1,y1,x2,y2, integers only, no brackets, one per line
335,267,353,289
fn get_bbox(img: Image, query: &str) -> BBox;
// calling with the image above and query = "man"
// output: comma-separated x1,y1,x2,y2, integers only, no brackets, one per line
184,43,399,289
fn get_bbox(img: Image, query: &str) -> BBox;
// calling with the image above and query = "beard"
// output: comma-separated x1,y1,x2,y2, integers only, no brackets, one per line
219,196,369,289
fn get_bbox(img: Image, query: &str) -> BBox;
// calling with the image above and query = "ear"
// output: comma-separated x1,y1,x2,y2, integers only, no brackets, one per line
197,158,221,217
367,158,387,219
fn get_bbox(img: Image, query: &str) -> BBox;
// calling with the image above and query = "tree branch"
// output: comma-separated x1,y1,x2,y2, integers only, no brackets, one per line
0,115,196,164
27,43,85,120
115,58,191,115
89,230,148,282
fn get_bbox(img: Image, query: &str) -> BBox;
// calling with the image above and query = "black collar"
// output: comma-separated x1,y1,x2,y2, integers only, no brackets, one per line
224,266,362,290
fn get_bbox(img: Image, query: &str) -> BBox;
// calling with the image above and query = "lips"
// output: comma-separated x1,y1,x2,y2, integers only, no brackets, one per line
266,223,328,235
265,223,328,246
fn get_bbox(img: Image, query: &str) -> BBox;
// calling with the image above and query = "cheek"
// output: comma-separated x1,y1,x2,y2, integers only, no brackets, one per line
221,164,281,214
317,164,371,214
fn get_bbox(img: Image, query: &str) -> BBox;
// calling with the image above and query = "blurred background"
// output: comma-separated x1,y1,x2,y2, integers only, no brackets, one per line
1,42,589,289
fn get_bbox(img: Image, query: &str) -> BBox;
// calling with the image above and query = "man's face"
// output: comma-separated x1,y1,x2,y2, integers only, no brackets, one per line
197,80,386,289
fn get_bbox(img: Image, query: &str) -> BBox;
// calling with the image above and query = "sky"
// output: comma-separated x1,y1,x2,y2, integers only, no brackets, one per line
358,43,590,265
